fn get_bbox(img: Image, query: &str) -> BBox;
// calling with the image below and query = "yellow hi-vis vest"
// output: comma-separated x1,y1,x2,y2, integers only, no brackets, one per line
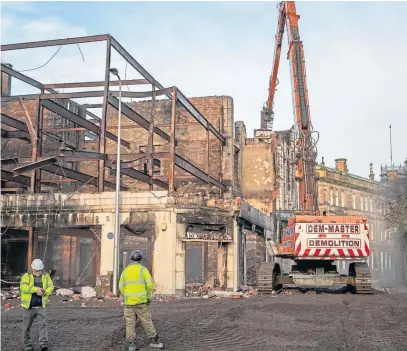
119,263,153,305
19,272,54,309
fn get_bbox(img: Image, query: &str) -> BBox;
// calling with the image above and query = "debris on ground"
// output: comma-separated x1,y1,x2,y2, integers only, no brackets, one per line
184,283,213,297
208,291,244,299
1,287,20,300
240,285,258,298
56,288,74,297
2,291,407,351
81,286,96,298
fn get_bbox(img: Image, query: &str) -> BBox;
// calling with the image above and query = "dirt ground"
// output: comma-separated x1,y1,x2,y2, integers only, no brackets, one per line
2,291,407,351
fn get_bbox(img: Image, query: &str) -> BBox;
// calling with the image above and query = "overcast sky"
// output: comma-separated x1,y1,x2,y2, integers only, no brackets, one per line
1,1,406,179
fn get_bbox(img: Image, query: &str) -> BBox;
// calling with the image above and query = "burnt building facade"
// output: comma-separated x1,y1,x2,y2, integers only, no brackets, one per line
1,34,272,294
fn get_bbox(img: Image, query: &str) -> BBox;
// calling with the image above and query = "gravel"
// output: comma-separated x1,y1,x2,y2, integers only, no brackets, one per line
2,292,407,350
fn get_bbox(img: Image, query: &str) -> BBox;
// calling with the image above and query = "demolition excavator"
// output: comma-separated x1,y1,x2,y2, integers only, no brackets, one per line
257,1,372,294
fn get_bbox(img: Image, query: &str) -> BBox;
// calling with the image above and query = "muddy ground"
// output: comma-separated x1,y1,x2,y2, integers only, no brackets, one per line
2,291,407,351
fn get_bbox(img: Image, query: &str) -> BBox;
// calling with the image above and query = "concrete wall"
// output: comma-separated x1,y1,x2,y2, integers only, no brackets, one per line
242,142,274,215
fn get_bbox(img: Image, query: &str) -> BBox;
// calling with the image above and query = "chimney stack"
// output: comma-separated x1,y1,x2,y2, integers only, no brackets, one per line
335,158,348,173
369,163,375,181
1,63,12,97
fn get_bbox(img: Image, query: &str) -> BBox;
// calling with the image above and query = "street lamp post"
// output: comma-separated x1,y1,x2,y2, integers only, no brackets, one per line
108,68,122,296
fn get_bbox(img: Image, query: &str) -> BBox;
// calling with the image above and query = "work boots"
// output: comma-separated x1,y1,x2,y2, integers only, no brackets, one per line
123,341,139,351
149,334,164,349
128,345,139,351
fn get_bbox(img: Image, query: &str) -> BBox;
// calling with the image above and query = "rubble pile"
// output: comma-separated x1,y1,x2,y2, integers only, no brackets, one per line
239,285,258,298
1,286,20,300
184,283,213,297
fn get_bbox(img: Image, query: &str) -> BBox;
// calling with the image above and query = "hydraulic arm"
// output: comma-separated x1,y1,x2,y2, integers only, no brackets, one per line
265,1,318,214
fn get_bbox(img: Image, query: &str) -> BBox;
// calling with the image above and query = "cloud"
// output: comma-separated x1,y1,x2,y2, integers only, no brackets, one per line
1,2,406,179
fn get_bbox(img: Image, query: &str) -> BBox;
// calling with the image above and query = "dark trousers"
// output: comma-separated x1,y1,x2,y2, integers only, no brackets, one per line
22,307,48,350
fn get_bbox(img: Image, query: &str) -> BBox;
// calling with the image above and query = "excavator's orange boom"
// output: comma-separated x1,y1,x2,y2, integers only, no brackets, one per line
265,1,318,214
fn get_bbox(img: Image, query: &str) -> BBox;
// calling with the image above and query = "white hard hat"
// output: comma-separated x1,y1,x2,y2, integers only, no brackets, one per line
31,259,44,271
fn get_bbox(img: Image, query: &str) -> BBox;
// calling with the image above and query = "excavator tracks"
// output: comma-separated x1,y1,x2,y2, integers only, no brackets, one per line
352,262,372,294
257,262,281,294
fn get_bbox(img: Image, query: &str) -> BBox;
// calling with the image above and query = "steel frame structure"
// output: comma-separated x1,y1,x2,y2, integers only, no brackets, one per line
1,34,227,194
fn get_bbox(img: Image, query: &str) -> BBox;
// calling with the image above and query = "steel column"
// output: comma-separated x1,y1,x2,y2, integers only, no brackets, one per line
206,128,210,191
98,38,112,192
19,97,38,192
169,88,177,192
147,83,156,190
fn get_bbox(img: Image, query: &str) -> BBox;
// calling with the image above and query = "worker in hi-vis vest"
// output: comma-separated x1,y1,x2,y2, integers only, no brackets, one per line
20,258,54,351
119,250,163,350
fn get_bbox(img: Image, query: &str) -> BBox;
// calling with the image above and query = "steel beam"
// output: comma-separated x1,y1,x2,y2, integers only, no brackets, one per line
43,79,150,89
1,113,29,132
40,99,130,148
59,150,106,160
1,64,43,90
1,170,30,187
38,89,173,100
1,129,30,141
0,158,18,165
108,96,170,142
111,157,160,170
2,90,171,102
105,162,168,190
152,178,169,190
83,104,103,109
1,64,83,112
13,157,58,176
1,34,109,51
110,37,166,92
85,109,100,121
40,100,98,133
41,164,126,190
106,163,150,184
106,152,169,161
1,95,38,102
176,88,225,144
174,154,226,190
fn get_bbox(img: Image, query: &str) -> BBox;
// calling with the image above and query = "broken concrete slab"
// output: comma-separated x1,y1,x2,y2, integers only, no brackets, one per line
80,286,96,298
56,288,74,297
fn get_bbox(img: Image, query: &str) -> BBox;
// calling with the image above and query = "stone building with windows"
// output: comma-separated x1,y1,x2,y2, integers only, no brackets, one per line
315,157,407,285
